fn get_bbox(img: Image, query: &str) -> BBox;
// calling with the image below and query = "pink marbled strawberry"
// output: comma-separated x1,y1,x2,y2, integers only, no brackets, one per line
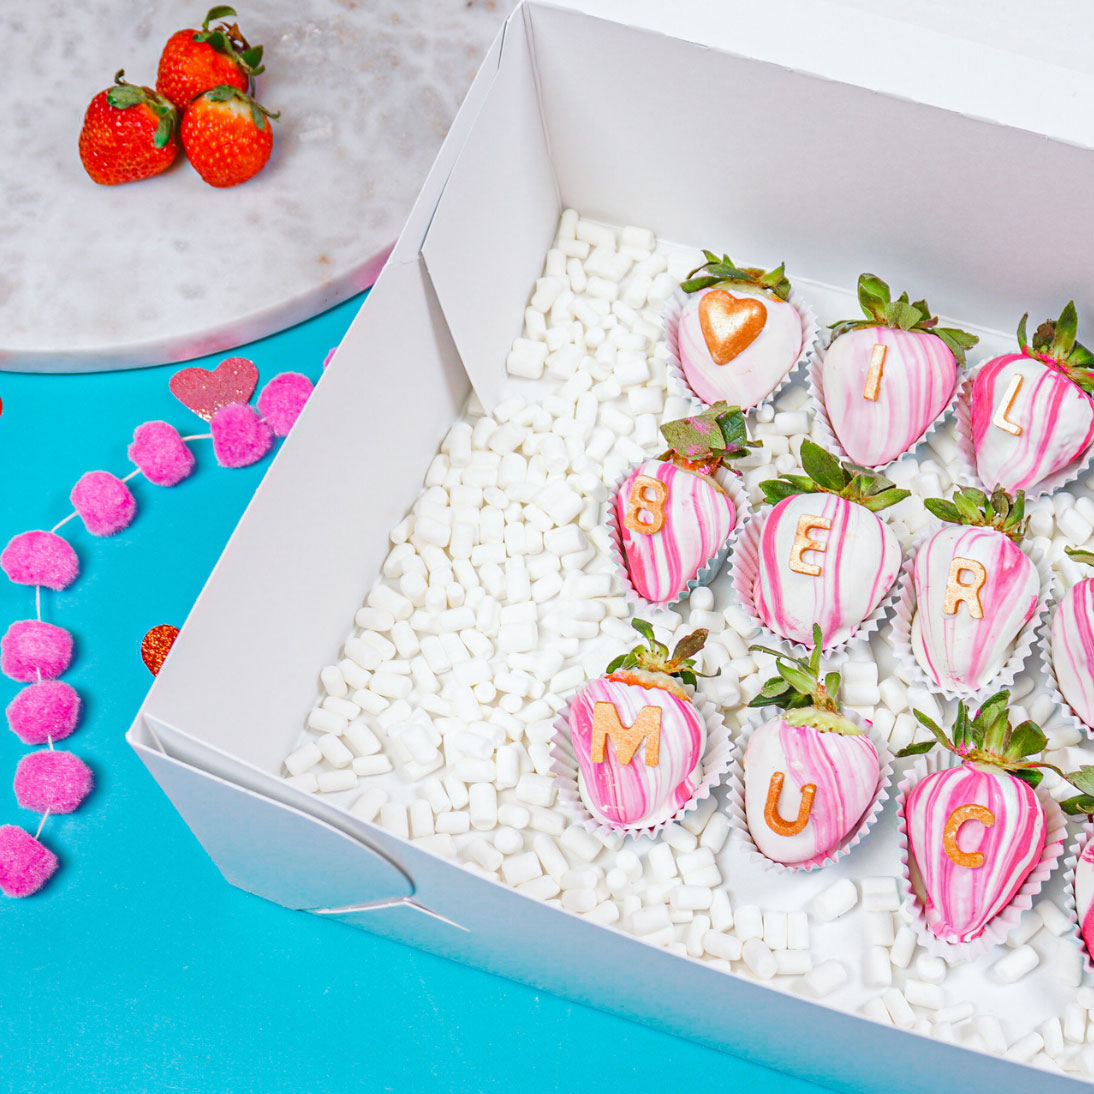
567,621,708,830
744,631,881,866
970,303,1094,495
1051,548,1094,732
615,403,754,604
822,275,976,468
913,487,1038,695
898,692,1057,944
752,441,905,649
1075,837,1094,963
675,251,803,409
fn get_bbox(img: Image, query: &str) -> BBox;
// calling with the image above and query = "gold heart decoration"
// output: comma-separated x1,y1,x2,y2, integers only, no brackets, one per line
698,289,767,365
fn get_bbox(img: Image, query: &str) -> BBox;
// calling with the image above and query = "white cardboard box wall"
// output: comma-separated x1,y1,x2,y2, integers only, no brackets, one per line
128,3,1094,1090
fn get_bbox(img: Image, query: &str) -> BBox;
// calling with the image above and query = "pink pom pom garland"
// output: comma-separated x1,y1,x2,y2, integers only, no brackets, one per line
14,751,93,815
257,372,314,436
71,471,137,537
0,531,79,590
0,356,314,897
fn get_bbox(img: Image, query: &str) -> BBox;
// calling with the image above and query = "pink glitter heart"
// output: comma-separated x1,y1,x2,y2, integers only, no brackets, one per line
169,357,259,422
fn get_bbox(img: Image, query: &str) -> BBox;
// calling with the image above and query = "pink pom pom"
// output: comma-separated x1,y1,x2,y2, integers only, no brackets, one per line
70,470,137,536
1,621,73,683
210,402,273,468
257,372,313,436
129,421,196,487
0,825,58,897
14,751,93,814
6,682,81,745
0,531,79,590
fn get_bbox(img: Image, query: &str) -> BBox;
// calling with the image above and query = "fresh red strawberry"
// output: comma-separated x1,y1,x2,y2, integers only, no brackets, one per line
566,622,710,830
180,86,278,188
823,274,978,468
156,6,265,110
744,629,881,867
970,302,1094,494
615,402,756,604
78,70,179,186
897,692,1086,944
751,441,906,649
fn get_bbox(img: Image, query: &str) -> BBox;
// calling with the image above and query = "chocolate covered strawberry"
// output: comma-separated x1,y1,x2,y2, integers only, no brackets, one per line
1051,548,1094,732
674,252,803,409
743,627,882,866
1075,834,1094,962
897,692,1075,943
970,302,1094,494
752,441,906,648
567,621,709,830
912,487,1039,694
615,402,756,604
823,274,977,468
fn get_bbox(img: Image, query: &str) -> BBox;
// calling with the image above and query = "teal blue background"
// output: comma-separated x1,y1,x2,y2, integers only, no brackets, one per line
0,298,833,1094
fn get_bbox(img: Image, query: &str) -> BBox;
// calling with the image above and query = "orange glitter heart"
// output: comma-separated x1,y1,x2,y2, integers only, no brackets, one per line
141,624,180,676
698,290,767,365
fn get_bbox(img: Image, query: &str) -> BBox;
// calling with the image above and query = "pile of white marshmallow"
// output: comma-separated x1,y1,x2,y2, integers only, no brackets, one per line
281,211,1094,1078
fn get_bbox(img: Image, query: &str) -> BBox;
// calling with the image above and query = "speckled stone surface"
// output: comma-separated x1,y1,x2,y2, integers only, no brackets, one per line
2,0,505,372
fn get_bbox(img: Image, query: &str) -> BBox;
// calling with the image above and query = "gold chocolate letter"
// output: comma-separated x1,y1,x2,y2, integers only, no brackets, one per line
623,475,667,535
992,374,1024,436
591,702,661,767
943,804,995,868
943,556,987,619
789,515,832,577
863,343,887,401
764,772,816,837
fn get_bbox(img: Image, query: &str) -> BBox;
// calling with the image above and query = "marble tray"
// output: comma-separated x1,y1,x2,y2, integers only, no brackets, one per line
1,0,505,372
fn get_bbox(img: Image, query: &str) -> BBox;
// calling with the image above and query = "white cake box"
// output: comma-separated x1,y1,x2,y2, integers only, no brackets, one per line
126,2,1094,1090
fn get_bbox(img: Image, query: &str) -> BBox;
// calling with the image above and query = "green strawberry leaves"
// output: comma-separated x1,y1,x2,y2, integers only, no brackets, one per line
659,402,759,467
106,71,178,148
759,439,910,512
747,624,861,734
924,485,1028,542
681,251,791,301
1066,546,1094,569
896,692,1072,795
604,619,711,688
1017,301,1094,394
831,273,978,366
194,6,267,82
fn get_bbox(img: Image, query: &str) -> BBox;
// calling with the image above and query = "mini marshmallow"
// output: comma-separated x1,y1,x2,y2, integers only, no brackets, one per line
864,946,892,988
993,944,1040,984
890,926,918,969
742,938,777,980
810,879,858,923
735,904,764,942
802,959,848,997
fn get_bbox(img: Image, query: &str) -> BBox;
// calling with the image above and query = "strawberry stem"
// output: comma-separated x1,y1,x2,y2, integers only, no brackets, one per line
680,250,791,301
1016,301,1094,395
604,619,710,688
658,402,760,472
830,273,979,366
923,485,1028,543
747,624,862,734
758,439,909,512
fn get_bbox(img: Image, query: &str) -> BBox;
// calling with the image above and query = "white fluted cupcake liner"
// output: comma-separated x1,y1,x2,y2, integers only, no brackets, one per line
895,751,1068,963
889,530,1053,705
549,688,735,841
1062,822,1094,979
605,463,750,615
807,341,963,473
725,709,894,874
727,505,900,659
952,359,1094,500
663,281,821,414
1037,587,1094,742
